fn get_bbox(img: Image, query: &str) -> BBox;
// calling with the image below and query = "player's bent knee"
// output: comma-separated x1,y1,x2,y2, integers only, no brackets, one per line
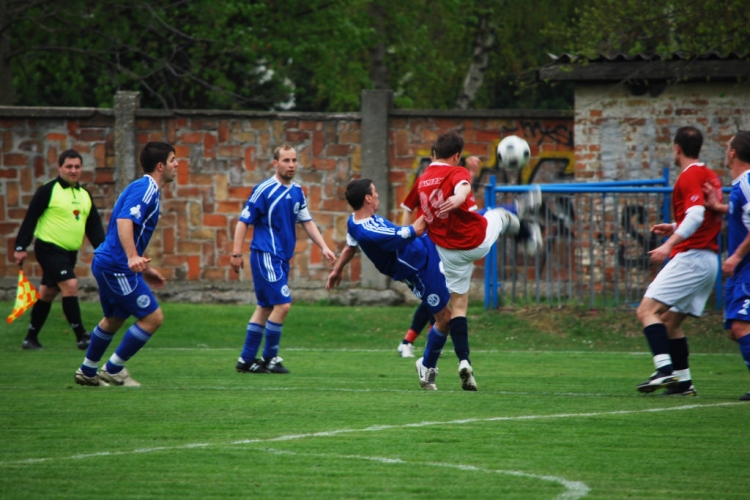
138,307,164,333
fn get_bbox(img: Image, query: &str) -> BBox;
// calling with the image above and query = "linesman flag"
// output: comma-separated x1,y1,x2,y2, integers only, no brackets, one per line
6,270,39,324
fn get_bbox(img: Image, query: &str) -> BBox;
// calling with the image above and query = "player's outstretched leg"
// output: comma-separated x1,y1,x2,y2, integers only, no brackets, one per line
515,185,542,219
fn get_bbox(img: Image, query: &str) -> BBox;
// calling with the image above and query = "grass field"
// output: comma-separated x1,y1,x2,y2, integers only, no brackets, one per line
1,301,749,499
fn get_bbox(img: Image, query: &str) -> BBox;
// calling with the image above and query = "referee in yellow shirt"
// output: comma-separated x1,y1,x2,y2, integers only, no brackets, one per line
13,149,105,350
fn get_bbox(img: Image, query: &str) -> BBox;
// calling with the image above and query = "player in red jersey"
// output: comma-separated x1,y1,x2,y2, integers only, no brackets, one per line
401,131,542,390
635,126,723,396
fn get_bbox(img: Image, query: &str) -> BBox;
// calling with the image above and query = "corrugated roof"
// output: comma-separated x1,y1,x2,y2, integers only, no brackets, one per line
547,51,749,64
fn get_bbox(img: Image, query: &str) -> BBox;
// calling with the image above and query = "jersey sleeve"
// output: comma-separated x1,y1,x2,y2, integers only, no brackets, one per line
679,168,707,210
114,183,149,225
239,187,261,225
363,222,416,252
346,231,358,247
296,189,312,222
83,188,106,248
14,180,55,250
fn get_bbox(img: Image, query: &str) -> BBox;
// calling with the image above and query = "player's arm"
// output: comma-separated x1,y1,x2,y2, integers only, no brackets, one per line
117,218,151,273
13,181,54,265
648,205,705,264
437,181,471,216
301,220,336,266
84,190,106,249
230,220,250,274
703,181,728,214
724,207,750,276
326,244,357,290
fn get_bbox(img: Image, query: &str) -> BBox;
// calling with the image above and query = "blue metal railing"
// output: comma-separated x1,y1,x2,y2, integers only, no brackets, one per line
481,168,717,310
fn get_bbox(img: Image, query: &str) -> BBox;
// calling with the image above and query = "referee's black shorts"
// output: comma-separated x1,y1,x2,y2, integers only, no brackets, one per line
34,239,79,287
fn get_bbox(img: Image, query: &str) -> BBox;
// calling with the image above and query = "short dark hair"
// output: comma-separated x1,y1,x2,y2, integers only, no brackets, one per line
140,142,175,173
58,149,82,166
674,126,703,159
345,178,373,210
731,131,750,164
433,131,464,160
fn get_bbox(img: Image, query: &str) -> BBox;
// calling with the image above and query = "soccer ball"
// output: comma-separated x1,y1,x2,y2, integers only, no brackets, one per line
497,135,531,170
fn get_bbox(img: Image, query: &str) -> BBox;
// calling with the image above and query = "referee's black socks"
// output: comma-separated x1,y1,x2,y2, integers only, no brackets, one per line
62,296,88,339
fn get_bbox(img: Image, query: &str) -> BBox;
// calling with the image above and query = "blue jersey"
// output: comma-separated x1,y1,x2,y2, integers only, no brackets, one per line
727,170,750,285
239,177,311,262
347,214,429,281
94,175,160,273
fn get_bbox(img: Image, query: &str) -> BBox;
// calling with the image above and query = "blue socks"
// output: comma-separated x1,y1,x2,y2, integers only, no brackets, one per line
423,326,449,368
262,320,283,360
738,334,750,373
106,323,153,375
81,325,115,377
240,322,265,362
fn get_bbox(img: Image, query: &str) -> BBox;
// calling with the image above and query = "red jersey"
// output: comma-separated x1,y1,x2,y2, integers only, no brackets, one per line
671,163,722,257
402,163,487,250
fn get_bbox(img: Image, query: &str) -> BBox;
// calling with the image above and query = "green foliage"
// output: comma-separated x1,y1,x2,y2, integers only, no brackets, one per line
551,0,750,58
6,0,583,110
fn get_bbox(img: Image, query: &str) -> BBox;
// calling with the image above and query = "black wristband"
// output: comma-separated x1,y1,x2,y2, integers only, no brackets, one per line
231,254,242,258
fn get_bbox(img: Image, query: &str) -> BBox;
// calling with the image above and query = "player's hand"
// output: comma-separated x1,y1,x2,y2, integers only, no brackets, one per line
702,181,721,210
143,267,167,290
13,250,27,266
412,215,427,236
437,194,465,216
230,255,244,274
128,255,151,273
326,270,342,291
647,244,670,264
650,223,674,236
722,254,741,277
323,248,336,266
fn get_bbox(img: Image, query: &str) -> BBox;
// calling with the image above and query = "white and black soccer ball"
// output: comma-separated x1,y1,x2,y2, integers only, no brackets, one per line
497,135,531,170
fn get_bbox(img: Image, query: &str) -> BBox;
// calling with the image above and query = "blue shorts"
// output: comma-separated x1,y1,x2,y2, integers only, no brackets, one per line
402,240,450,315
251,251,291,307
92,259,160,320
724,282,750,329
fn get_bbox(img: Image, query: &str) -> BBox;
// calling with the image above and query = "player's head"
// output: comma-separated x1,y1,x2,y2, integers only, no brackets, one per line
673,126,702,161
58,149,82,167
140,142,176,174
345,178,375,211
57,149,83,185
728,131,750,167
273,143,298,183
433,131,464,162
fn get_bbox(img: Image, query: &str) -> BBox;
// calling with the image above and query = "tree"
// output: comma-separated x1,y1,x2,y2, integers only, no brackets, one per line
2,0,582,111
553,0,750,58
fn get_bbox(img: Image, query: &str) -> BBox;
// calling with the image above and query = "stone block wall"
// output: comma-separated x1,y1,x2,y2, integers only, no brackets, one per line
0,106,573,302
574,82,750,183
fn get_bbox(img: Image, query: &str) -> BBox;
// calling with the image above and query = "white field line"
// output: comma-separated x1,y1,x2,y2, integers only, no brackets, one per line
260,447,590,500
147,347,736,356
1,401,740,468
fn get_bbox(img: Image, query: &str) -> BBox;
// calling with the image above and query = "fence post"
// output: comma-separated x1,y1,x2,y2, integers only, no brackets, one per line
114,91,140,196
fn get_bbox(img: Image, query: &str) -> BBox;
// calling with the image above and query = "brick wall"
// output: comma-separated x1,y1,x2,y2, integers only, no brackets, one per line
0,107,573,299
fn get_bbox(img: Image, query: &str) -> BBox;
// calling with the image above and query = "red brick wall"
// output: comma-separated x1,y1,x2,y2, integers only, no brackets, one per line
0,109,574,290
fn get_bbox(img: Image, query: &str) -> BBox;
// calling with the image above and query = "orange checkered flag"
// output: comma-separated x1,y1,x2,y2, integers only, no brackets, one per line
6,270,39,324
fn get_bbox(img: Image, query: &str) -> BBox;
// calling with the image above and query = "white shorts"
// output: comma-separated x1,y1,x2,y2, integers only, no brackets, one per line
644,249,718,317
436,208,513,294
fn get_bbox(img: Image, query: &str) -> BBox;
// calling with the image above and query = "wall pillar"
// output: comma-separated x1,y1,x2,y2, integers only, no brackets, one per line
360,89,393,289
114,91,140,195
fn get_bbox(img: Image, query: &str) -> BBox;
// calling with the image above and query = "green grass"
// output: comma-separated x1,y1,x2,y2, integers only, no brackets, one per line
1,302,748,499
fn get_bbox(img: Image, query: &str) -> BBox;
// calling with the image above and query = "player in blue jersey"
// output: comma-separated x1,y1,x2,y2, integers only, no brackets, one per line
74,142,178,387
327,178,478,391
231,144,336,374
703,131,750,401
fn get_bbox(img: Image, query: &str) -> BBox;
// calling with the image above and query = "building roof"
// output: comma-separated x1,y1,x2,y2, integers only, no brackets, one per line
539,52,750,83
